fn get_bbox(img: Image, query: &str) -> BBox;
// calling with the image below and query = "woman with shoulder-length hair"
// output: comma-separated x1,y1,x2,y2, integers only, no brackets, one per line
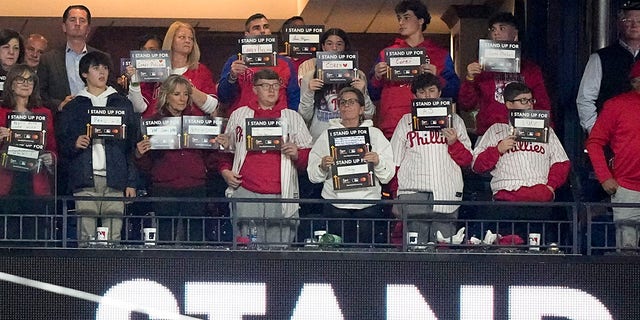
0,29,25,100
135,74,215,244
0,64,56,244
129,21,218,119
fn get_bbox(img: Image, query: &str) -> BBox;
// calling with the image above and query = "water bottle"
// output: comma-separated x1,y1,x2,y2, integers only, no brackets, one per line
130,72,140,87
248,220,259,249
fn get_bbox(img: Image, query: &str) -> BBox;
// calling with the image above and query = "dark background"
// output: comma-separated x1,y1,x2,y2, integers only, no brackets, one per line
0,250,637,319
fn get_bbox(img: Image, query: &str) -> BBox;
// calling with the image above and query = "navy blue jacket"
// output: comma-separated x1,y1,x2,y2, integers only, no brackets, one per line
57,91,139,192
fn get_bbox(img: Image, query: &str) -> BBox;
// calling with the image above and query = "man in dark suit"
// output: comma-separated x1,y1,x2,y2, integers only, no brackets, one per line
38,5,111,113
39,5,118,206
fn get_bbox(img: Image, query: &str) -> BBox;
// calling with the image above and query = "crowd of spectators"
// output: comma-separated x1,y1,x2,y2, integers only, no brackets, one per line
0,0,639,250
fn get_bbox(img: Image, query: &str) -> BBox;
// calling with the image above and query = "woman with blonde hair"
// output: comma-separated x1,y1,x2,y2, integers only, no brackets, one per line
135,74,216,244
129,21,218,119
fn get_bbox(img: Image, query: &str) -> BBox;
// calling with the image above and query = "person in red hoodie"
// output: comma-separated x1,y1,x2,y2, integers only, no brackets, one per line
368,0,459,139
458,12,552,140
586,61,640,250
0,64,56,243
135,74,215,244
217,69,312,246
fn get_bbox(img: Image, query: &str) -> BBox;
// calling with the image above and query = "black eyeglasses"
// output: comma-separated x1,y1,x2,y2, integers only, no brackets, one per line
254,83,281,90
15,76,35,85
507,98,536,105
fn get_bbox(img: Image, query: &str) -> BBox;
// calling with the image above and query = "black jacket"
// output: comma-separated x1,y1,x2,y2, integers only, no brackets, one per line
57,91,139,192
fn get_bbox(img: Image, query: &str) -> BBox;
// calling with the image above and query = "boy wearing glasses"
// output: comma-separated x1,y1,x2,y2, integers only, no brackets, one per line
472,82,570,241
218,69,312,245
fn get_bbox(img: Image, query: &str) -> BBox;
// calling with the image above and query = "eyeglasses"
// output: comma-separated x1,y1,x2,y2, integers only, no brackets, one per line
15,76,35,85
254,83,281,90
338,98,360,107
621,18,640,25
508,98,536,105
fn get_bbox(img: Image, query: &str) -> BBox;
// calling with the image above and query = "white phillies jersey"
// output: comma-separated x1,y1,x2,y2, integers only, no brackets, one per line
390,113,472,213
472,123,569,193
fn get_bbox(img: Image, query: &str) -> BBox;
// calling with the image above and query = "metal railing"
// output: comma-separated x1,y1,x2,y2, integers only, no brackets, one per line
0,195,611,254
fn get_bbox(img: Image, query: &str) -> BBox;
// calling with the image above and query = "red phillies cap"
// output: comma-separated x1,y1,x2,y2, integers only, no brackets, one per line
630,60,640,79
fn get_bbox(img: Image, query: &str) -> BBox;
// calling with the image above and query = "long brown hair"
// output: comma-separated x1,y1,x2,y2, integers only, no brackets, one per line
1,64,41,110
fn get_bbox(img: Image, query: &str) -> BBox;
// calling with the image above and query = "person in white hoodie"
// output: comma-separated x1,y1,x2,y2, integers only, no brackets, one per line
56,51,138,245
307,86,394,245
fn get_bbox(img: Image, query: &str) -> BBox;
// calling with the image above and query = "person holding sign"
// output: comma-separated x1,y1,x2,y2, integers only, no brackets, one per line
298,28,377,241
389,73,472,244
369,0,459,139
299,28,375,142
307,87,394,245
472,82,569,243
0,64,56,243
217,69,312,246
119,34,162,94
127,21,219,119
459,12,551,139
56,51,138,245
135,75,214,244
218,13,300,113
278,16,310,72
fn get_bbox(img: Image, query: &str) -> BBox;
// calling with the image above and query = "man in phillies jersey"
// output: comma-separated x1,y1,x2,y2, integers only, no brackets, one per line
586,61,640,250
472,82,570,243
217,69,312,245
390,73,472,244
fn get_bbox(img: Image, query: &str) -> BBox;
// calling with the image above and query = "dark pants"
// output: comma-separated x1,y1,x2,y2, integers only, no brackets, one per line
152,185,206,244
0,172,51,246
206,172,232,242
481,202,562,244
324,204,382,245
